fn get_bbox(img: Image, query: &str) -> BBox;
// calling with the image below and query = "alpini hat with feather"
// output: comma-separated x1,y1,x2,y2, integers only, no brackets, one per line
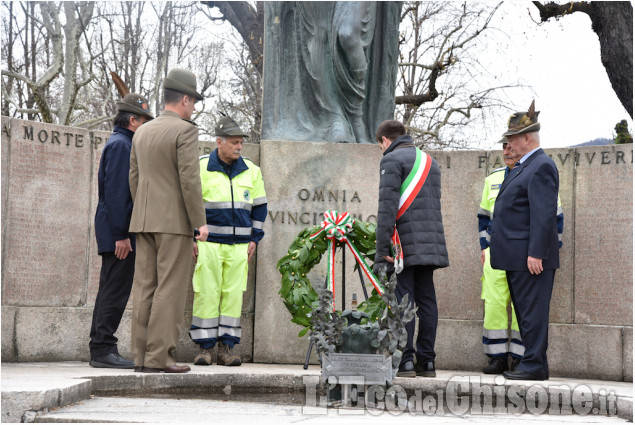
503,100,540,136
215,116,249,137
163,68,204,101
116,93,154,120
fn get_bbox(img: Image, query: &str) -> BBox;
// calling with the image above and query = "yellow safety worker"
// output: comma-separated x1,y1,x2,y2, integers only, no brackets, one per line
189,116,267,367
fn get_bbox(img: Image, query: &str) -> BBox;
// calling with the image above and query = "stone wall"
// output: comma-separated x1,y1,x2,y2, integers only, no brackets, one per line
1,118,632,381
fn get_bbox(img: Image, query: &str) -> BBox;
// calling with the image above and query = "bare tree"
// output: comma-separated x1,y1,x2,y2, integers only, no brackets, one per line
2,1,223,132
201,1,264,75
1,1,95,125
201,1,264,140
532,1,633,118
395,1,516,149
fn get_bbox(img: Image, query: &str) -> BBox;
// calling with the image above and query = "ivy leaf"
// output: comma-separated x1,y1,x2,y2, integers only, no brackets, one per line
298,327,309,337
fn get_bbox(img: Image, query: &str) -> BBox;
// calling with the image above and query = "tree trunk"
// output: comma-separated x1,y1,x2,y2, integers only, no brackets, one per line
588,2,632,118
533,1,633,118
201,1,264,75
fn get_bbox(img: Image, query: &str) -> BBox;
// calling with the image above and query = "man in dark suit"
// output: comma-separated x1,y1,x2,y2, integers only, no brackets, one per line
489,101,559,381
90,94,153,368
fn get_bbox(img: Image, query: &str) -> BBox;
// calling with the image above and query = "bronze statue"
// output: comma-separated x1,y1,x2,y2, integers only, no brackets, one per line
262,2,401,143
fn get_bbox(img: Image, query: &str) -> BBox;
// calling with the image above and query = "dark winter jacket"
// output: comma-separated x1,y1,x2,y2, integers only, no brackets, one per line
374,135,449,269
94,126,135,254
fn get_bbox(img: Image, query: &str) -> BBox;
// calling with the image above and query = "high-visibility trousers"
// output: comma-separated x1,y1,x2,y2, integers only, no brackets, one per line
481,247,524,358
189,242,248,349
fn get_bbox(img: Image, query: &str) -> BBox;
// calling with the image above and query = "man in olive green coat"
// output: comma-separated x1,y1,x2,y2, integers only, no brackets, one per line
129,68,208,373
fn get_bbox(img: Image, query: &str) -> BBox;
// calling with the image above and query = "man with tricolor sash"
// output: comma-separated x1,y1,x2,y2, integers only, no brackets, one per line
373,120,449,378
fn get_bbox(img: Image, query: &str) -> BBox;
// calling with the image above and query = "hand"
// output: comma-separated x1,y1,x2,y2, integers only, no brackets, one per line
382,255,394,263
196,225,208,242
480,249,486,267
192,242,199,261
527,256,543,275
114,238,132,260
247,241,257,262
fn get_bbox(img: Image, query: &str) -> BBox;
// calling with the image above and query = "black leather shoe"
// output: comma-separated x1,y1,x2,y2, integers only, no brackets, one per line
90,353,135,369
415,360,436,377
396,360,416,378
483,357,508,374
503,369,545,381
510,357,521,371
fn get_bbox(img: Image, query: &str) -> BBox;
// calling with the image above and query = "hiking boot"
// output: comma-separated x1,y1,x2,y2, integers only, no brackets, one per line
194,348,213,366
217,342,241,366
483,357,508,374
415,360,436,377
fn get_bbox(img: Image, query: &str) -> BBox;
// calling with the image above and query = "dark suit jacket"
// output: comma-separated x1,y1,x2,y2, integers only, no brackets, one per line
95,126,135,254
490,148,560,271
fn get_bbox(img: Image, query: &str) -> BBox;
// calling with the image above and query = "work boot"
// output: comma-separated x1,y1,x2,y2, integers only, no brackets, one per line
217,342,241,366
483,357,508,374
194,347,213,366
415,360,436,377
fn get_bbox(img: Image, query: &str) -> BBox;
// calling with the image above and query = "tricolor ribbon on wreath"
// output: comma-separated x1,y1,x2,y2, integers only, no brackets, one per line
309,210,384,310
392,149,432,274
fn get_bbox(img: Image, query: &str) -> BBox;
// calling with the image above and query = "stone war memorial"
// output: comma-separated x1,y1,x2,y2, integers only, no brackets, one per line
1,1,633,385
2,117,633,382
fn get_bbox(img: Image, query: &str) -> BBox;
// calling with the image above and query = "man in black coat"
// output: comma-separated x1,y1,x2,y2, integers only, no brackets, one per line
90,94,153,368
373,120,449,378
489,101,559,381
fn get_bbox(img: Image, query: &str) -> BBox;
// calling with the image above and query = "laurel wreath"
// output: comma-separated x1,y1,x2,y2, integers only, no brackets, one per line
276,220,387,337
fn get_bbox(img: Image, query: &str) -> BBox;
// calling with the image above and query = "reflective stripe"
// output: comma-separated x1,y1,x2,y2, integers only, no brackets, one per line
190,328,218,340
511,330,522,341
219,315,241,327
483,342,508,355
205,201,252,211
479,230,489,239
192,316,219,328
253,196,267,206
485,233,491,242
478,207,492,217
218,326,242,338
510,341,525,356
557,206,563,215
483,328,508,339
252,220,264,230
558,233,562,242
207,225,252,236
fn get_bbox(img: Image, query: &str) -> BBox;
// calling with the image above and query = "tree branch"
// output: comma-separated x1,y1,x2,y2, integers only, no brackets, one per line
532,1,591,21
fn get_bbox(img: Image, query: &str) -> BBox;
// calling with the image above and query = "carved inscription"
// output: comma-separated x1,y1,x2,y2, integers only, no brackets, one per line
478,149,633,168
19,125,106,149
269,189,377,226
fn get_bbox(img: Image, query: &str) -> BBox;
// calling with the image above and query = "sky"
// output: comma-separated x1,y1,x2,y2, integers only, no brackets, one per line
481,1,632,149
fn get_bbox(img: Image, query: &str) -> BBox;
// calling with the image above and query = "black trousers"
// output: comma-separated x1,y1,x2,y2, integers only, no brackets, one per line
89,251,135,358
506,269,555,380
395,265,437,365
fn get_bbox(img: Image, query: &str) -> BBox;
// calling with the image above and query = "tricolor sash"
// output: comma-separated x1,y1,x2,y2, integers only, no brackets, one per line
391,149,432,273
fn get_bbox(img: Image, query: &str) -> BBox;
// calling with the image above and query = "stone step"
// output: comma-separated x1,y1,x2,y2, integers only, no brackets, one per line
34,394,629,423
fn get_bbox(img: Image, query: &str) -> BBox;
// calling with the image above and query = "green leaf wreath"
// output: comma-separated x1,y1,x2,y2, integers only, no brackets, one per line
276,219,387,337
